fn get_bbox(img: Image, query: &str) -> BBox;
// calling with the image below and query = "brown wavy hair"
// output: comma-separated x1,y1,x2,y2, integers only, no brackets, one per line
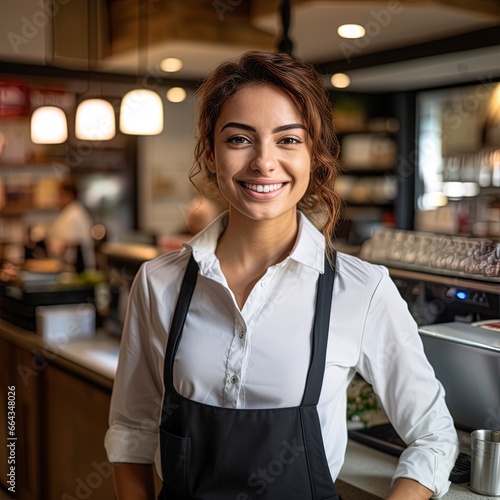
190,50,342,263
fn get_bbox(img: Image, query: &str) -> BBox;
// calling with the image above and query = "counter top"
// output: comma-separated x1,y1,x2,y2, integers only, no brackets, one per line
0,319,485,499
338,439,483,499
0,318,119,389
47,335,119,380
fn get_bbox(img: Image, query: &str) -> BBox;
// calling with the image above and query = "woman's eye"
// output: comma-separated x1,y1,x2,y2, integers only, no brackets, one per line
227,136,250,144
279,137,301,145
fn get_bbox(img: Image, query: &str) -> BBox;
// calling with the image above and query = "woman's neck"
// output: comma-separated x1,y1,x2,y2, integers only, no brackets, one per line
216,208,299,271
215,208,299,309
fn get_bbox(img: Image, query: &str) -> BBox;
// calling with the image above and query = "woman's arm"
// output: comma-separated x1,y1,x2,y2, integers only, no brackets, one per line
104,262,165,495
387,478,433,500
357,271,459,498
112,463,156,500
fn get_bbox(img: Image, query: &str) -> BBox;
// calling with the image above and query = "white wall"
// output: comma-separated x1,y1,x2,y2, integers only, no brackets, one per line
138,87,198,236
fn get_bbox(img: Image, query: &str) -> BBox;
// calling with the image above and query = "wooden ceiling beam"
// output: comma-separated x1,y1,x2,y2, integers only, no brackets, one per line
428,0,500,19
250,0,500,19
110,0,274,57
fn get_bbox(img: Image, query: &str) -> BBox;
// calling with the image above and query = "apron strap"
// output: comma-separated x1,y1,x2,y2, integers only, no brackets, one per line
163,253,199,393
301,251,336,407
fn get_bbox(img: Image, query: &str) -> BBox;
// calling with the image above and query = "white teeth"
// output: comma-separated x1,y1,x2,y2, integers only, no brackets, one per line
243,182,283,193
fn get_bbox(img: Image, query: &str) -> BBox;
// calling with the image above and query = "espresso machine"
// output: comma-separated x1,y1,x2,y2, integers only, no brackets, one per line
359,229,500,325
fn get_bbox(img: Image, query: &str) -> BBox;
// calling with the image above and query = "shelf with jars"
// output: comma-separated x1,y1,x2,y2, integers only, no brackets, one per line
330,92,401,236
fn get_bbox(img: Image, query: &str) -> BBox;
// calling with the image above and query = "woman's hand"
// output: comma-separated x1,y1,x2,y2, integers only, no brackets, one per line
112,463,156,500
387,478,433,500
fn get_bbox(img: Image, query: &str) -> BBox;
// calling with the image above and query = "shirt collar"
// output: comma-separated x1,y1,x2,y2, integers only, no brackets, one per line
181,212,227,275
183,211,325,274
289,212,325,273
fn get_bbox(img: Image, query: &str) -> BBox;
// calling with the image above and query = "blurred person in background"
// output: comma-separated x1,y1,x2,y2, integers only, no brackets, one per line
46,176,95,272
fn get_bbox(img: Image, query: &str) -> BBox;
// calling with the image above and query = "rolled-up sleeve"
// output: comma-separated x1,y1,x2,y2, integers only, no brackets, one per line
356,271,459,498
105,262,163,464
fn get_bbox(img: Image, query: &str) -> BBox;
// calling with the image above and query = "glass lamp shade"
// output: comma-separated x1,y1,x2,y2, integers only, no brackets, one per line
30,106,68,144
76,99,116,140
119,89,164,135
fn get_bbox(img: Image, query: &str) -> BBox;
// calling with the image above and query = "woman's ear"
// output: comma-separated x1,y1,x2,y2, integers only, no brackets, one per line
205,150,216,173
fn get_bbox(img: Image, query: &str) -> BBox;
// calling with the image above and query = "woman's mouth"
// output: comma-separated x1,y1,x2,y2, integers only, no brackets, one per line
241,182,284,193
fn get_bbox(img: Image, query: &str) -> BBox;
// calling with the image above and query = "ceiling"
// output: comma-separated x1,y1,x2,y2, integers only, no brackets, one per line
1,0,500,91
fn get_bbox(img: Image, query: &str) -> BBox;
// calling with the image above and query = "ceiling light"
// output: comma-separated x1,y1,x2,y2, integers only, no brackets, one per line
76,99,116,140
119,89,164,135
30,106,68,144
160,58,183,73
166,87,187,103
337,24,365,39
331,73,351,89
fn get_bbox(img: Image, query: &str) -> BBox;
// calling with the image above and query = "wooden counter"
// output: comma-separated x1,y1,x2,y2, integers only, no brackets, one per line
0,319,119,500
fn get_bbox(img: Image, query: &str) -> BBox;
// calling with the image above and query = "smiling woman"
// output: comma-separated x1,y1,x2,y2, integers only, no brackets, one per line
105,51,459,500
191,50,342,265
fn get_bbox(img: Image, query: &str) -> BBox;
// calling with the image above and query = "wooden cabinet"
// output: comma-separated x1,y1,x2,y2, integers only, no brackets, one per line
15,348,42,499
0,325,116,500
42,364,115,500
0,339,41,499
0,338,15,495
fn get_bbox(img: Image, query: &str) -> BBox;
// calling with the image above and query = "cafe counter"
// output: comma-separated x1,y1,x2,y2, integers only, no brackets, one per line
0,319,485,500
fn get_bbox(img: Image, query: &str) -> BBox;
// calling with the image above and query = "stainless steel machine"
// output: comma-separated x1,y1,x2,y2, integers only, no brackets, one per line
359,228,500,325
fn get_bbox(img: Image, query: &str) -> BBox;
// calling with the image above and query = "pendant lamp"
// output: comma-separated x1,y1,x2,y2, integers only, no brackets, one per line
120,89,163,135
29,4,69,145
31,106,68,144
76,98,116,140
75,0,116,141
119,0,163,136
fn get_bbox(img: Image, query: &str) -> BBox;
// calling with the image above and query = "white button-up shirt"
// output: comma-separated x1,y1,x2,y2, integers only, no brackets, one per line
105,212,459,498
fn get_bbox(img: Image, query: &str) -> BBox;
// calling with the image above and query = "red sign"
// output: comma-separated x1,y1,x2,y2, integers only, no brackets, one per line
0,83,30,117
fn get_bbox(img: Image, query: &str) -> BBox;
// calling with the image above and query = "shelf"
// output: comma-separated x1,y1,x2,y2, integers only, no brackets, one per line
0,162,65,170
336,130,396,136
341,168,395,176
343,201,394,209
0,203,59,216
479,186,500,194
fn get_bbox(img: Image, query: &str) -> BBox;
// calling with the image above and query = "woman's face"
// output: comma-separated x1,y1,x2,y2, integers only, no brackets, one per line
209,84,311,224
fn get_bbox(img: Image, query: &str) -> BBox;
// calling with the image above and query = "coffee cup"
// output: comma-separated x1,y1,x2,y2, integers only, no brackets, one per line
469,429,500,496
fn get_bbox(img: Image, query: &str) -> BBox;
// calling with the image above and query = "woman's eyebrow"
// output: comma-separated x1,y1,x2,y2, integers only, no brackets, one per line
272,124,306,133
221,122,256,133
220,122,306,133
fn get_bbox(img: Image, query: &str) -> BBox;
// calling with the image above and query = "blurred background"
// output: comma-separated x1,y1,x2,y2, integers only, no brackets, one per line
1,1,500,499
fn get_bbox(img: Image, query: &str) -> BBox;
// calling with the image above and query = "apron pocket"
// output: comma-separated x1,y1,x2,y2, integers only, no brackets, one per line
160,429,190,496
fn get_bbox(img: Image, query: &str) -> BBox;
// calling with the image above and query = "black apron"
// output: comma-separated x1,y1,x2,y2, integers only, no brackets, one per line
159,253,339,500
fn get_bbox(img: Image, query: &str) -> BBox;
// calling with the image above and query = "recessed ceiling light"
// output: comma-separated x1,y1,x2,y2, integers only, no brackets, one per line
337,24,365,39
160,57,183,73
166,87,187,103
331,73,351,89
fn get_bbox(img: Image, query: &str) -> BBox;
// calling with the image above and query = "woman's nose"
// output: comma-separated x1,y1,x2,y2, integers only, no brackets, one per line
250,143,276,173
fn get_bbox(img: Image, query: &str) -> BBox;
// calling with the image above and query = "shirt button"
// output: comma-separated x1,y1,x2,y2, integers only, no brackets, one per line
239,331,245,339
230,375,238,384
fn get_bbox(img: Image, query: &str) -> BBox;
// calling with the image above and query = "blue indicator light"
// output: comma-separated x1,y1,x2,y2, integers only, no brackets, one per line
455,291,468,300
